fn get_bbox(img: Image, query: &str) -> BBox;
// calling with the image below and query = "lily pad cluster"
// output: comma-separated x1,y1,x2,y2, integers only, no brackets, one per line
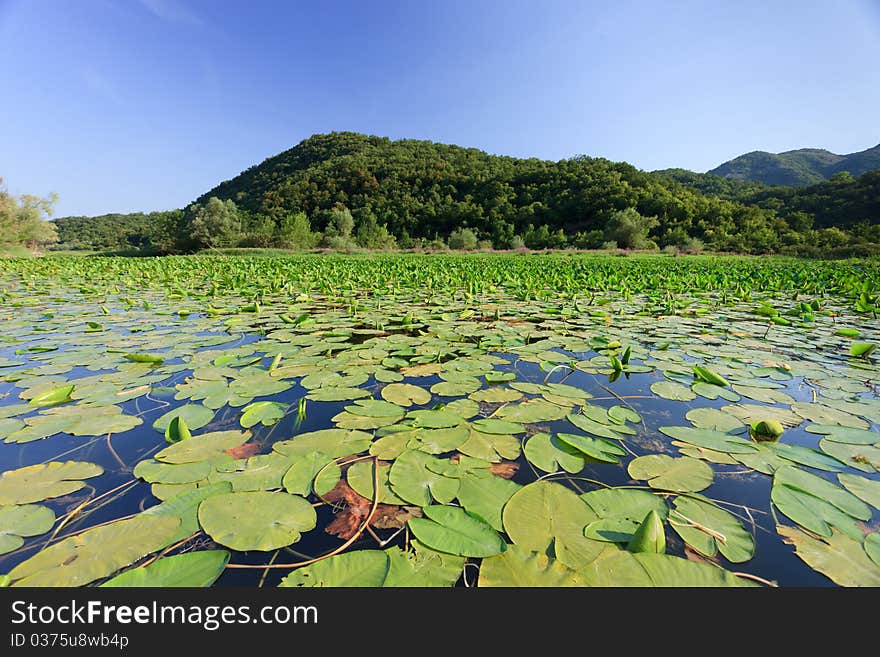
0,253,878,587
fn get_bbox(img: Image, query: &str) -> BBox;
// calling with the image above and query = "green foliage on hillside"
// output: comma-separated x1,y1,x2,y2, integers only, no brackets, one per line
708,144,880,187
51,132,880,258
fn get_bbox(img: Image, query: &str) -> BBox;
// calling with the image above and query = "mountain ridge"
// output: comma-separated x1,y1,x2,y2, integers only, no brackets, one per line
708,143,880,186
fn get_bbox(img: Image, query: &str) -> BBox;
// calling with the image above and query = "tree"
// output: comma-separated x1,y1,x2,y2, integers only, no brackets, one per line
188,197,241,249
604,208,659,249
0,178,58,249
324,205,354,239
276,212,316,249
448,227,478,250
355,213,397,250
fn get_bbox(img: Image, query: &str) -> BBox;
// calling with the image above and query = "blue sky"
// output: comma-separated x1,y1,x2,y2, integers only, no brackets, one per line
2,0,879,217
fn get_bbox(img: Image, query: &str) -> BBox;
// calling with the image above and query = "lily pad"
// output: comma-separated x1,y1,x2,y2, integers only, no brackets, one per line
0,461,103,505
155,430,251,464
7,515,180,587
650,381,696,401
0,504,55,554
198,491,317,551
502,481,604,571
669,495,755,563
556,433,627,463
388,450,460,507
455,470,521,531
658,426,757,454
100,551,230,587
778,525,880,586
408,505,505,557
627,455,714,493
771,465,871,539
152,404,215,433
477,544,584,587
838,473,880,510
240,401,287,428
523,432,585,474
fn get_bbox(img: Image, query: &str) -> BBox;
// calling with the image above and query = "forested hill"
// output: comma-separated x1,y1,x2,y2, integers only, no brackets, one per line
52,132,880,257
706,143,880,186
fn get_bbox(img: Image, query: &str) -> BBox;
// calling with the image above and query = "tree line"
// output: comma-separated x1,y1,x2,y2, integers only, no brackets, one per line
35,131,880,257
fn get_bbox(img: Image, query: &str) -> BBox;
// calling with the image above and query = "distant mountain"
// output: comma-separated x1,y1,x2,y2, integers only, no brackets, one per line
708,143,880,186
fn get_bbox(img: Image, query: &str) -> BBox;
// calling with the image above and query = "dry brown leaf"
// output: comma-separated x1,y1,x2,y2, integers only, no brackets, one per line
489,461,519,479
224,442,263,459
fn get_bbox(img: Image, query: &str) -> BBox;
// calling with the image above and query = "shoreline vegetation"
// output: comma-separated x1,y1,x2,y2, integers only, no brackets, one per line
2,132,874,261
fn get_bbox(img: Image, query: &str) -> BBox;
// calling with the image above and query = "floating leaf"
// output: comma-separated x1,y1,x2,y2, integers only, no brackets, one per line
0,505,55,555
849,342,876,358
496,399,568,423
556,433,627,463
658,426,757,454
198,491,316,551
805,424,879,445
100,551,229,587
8,515,180,587
142,482,232,543
778,525,880,587
669,495,754,563
458,428,521,462
471,419,525,435
347,460,407,505
771,465,870,539
306,386,371,402
155,430,251,464
455,470,521,532
838,473,880,509
566,413,628,440
627,455,713,493
478,545,584,587
408,505,505,557
152,404,215,433
692,364,729,387
406,409,464,429
650,381,696,401
469,388,523,404
240,401,287,428
790,402,869,430
523,432,585,474
388,450,460,507
0,461,103,505
280,550,389,587
819,440,879,473
502,481,604,570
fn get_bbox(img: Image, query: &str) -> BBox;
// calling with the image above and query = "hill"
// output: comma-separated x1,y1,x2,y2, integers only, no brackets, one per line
53,132,880,257
708,143,880,186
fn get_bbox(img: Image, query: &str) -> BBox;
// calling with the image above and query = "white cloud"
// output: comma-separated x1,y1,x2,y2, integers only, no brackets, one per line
138,0,203,27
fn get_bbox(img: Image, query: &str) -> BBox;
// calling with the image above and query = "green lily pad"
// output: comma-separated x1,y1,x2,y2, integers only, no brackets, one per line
790,402,870,430
804,424,879,445
627,455,714,493
0,461,103,505
477,545,584,587
471,419,525,435
566,413,628,440
502,481,604,571
469,387,523,404
455,470,521,531
406,409,464,429
819,439,879,473
0,504,55,554
721,404,802,427
100,550,230,587
523,432,585,474
142,482,232,543
556,433,627,464
650,381,696,401
152,404,215,433
778,525,880,586
240,401,287,428
838,473,880,510
458,429,521,462
155,430,251,464
408,505,505,557
495,399,568,423
406,426,470,454
274,428,372,459
771,465,871,539
280,550,389,587
198,491,317,551
388,450,460,507
669,495,755,563
658,426,757,454
7,515,180,586
347,460,407,505
28,384,75,407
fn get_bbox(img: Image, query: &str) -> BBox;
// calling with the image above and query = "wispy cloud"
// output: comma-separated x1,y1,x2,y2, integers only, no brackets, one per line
81,69,125,107
138,0,203,27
